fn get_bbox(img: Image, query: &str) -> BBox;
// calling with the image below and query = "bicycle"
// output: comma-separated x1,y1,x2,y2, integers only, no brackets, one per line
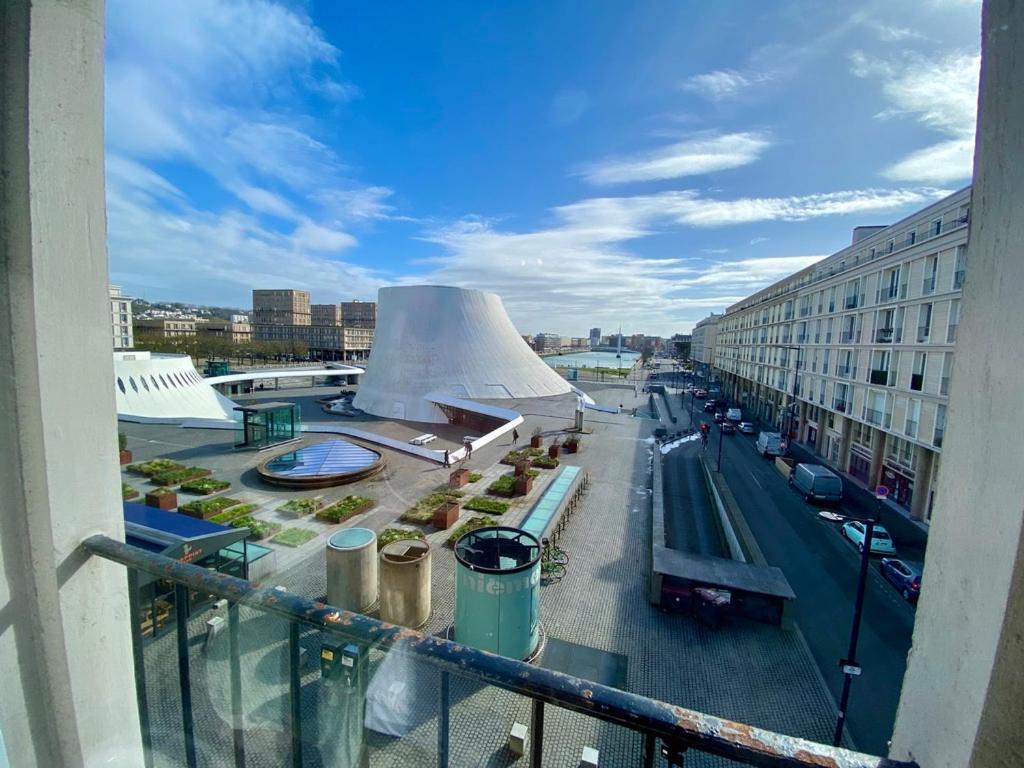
542,538,568,565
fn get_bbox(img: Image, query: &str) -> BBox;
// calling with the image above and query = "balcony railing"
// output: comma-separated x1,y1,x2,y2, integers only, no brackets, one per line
844,295,859,310
876,286,899,304
906,420,919,439
840,331,854,344
894,326,904,343
875,328,894,343
833,400,847,412
947,324,958,343
869,369,890,386
80,534,905,768
934,426,945,448
864,408,883,425
954,269,966,289
941,375,951,396
917,327,930,343
922,276,936,295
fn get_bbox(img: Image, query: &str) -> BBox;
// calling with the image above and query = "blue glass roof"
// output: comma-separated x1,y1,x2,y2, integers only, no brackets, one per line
521,465,581,540
124,501,233,539
265,439,380,478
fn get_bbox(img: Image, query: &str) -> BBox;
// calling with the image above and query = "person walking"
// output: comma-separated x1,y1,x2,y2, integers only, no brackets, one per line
466,442,473,460
512,428,519,446
443,449,450,468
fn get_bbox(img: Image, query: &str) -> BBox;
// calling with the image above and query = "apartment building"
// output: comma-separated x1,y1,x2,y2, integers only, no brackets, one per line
133,317,197,338
310,303,343,326
341,300,376,328
691,314,721,367
253,290,375,359
197,316,251,344
252,288,310,338
713,187,971,522
109,285,133,350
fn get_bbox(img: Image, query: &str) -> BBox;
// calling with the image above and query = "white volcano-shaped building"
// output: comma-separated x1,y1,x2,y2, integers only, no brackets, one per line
353,285,572,422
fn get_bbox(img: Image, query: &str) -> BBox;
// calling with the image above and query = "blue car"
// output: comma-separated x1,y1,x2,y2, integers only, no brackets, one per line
880,558,922,602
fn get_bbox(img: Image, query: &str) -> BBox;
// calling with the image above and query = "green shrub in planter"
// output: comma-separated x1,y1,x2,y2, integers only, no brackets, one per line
180,477,230,495
278,498,321,516
151,466,211,487
210,503,257,524
231,516,282,540
463,497,509,515
180,496,241,519
118,432,127,451
376,527,426,550
531,455,560,469
447,516,498,546
468,472,483,483
487,472,536,497
121,483,139,501
316,495,375,523
270,527,317,547
127,458,185,477
400,489,464,524
500,447,544,465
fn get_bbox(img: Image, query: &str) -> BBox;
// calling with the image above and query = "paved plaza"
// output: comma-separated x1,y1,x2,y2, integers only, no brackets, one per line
132,383,843,767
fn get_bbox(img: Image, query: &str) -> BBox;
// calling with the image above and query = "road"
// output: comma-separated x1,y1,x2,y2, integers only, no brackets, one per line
687,400,918,755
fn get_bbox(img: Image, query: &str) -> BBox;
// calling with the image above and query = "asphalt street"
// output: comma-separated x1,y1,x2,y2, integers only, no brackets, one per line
685,401,919,755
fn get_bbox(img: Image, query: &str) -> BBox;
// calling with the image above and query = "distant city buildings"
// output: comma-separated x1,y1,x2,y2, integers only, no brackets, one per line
712,186,971,522
109,285,133,350
589,327,601,348
134,317,197,338
691,315,721,367
252,289,375,360
197,315,251,345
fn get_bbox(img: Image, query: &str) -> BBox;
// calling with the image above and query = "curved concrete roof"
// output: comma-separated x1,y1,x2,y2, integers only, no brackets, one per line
353,285,572,423
114,352,237,420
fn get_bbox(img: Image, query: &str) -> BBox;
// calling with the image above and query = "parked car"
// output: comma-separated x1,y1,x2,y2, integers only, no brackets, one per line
726,407,742,422
739,421,756,435
703,401,717,413
756,431,783,457
789,462,844,504
694,389,707,399
719,421,736,434
842,520,898,555
879,558,922,601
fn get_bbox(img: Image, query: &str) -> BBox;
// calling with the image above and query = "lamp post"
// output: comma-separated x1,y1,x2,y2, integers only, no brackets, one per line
833,486,885,746
716,418,724,472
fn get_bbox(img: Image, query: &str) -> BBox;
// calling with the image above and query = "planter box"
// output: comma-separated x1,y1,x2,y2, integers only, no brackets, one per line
145,491,177,510
119,449,133,465
514,461,531,477
515,475,533,496
564,441,580,454
449,468,470,489
433,501,461,530
530,435,543,448
548,444,560,459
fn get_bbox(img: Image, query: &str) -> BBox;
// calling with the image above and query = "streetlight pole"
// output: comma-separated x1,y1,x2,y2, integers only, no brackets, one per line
716,420,724,472
833,491,882,746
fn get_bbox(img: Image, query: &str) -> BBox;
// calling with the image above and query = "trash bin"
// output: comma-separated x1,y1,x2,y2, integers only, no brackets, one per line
693,587,731,629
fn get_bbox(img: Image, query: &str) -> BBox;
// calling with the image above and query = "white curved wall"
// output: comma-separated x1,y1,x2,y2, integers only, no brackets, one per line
114,352,237,420
353,285,571,423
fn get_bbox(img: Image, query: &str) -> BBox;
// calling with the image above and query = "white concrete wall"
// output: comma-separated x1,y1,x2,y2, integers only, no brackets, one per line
890,2,1024,765
0,1,143,764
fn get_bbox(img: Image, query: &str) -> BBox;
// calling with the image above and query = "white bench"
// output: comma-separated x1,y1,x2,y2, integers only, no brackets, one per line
409,433,437,446
508,722,528,756
580,746,600,767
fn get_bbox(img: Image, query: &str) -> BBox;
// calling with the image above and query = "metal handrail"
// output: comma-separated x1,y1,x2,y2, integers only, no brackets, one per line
82,534,914,768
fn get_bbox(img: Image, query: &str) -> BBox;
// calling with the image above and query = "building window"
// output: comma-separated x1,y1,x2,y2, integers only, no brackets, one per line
947,299,960,343
934,404,947,447
940,352,953,396
922,255,938,295
905,399,921,438
917,303,932,343
910,351,926,391
953,245,967,289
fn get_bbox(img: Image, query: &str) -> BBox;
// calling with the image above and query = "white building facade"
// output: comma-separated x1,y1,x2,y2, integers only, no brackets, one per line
690,314,721,366
714,187,971,522
109,285,133,350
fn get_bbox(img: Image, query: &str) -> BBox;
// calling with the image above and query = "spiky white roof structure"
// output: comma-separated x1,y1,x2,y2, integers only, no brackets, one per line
114,352,237,420
353,285,572,423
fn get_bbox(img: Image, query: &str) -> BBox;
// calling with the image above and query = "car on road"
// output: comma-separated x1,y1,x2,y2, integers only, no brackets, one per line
726,407,742,422
713,411,725,424
879,558,922,601
694,389,707,399
703,401,717,413
756,431,783,457
739,421,756,434
789,462,844,504
842,520,898,555
719,421,736,434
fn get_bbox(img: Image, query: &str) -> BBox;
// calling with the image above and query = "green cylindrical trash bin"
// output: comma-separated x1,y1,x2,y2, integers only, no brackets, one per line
454,527,540,660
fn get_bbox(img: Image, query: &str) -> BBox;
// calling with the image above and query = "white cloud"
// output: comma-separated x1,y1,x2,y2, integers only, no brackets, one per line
581,132,771,185
701,248,730,254
680,70,758,101
852,51,980,183
105,0,391,305
749,237,769,245
409,186,946,335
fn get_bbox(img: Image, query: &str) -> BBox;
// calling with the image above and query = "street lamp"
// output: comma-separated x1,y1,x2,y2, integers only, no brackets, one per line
716,420,724,472
833,487,885,746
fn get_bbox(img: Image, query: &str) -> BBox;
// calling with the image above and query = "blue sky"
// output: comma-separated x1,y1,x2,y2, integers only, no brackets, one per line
105,0,981,336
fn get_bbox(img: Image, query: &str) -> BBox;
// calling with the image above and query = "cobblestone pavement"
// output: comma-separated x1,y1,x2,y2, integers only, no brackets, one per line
140,384,842,767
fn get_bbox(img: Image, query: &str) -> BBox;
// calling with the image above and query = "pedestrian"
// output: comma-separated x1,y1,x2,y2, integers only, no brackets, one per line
466,442,473,459
443,449,450,468
512,428,519,446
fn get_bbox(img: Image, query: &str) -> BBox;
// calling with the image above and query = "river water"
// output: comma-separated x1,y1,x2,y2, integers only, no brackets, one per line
541,351,640,369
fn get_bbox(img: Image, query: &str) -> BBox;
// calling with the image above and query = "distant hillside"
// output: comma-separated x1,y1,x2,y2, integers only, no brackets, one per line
132,298,247,319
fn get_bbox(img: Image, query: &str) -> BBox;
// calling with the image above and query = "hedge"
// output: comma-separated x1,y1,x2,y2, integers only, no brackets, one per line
150,467,211,487
447,516,498,546
377,527,426,550
463,497,509,515
270,528,317,547
127,458,185,477
500,447,544,465
122,483,139,501
180,496,241,519
278,498,321,516
531,456,560,469
316,495,375,523
487,471,537,497
209,503,257,525
468,472,483,483
180,477,230,495
231,516,282,540
400,488,464,525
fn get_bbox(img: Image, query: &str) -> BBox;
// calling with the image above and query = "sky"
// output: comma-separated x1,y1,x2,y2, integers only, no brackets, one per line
105,0,982,336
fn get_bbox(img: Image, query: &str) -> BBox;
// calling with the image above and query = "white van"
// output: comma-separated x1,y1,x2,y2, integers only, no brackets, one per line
756,431,783,457
726,407,742,423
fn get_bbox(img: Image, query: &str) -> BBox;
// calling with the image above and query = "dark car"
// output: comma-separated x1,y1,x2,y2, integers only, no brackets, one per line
713,412,725,424
703,401,716,413
880,558,922,602
719,421,736,435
